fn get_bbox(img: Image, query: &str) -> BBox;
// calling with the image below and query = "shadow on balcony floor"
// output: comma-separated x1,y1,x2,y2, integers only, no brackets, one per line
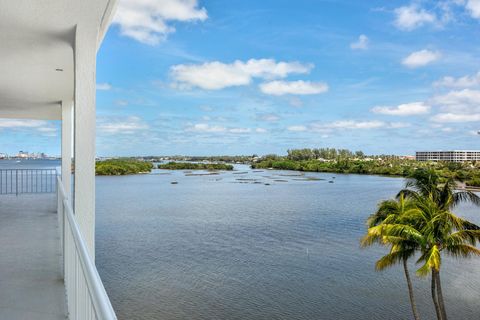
0,194,67,319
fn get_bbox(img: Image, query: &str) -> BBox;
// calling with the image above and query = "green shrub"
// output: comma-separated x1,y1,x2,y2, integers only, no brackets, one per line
96,159,153,175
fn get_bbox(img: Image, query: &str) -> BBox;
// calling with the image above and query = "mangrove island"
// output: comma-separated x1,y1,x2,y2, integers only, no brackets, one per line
96,159,153,175
158,162,234,171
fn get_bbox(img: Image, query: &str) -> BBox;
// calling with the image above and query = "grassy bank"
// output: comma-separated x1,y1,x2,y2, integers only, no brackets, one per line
96,159,153,175
158,161,233,171
252,154,480,187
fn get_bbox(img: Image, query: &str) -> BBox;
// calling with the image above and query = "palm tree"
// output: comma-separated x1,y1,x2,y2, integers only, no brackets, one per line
396,168,480,320
361,194,421,320
375,195,480,320
398,168,480,210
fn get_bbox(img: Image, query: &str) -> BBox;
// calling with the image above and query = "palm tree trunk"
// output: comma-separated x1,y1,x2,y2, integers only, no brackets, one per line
431,271,443,320
435,271,448,320
403,258,420,320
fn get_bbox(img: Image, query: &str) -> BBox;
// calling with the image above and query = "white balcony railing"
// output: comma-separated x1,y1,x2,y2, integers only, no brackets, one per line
57,176,117,320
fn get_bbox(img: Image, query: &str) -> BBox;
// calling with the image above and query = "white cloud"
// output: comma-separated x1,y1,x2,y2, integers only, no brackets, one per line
402,50,441,68
431,89,480,112
287,120,411,133
431,113,480,123
37,127,57,133
371,102,431,116
229,128,251,133
259,80,329,96
287,125,307,132
466,0,480,18
185,123,226,133
350,34,369,50
394,5,436,30
321,120,386,130
0,119,47,128
98,116,148,134
433,71,480,88
185,123,260,134
429,89,480,122
36,127,58,137
171,59,313,90
441,127,455,132
97,83,112,91
388,122,411,128
0,119,58,137
113,0,208,45
308,120,409,132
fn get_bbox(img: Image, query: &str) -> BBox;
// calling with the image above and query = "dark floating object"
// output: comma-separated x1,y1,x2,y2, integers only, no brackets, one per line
279,173,304,177
171,181,178,184
293,177,324,181
185,172,219,176
329,180,334,183
264,183,270,186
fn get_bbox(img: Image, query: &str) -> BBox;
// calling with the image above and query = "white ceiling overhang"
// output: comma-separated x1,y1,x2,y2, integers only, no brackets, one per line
0,0,117,120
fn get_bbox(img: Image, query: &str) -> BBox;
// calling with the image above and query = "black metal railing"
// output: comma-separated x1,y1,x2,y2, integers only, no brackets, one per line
0,169,57,195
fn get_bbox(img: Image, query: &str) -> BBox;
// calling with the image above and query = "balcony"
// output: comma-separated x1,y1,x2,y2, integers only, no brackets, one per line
0,1,118,318
0,193,66,319
0,169,116,319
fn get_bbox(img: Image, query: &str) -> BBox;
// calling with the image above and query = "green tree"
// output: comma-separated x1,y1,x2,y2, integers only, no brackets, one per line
378,196,480,320
398,169,480,210
364,169,480,320
394,169,480,320
361,194,421,320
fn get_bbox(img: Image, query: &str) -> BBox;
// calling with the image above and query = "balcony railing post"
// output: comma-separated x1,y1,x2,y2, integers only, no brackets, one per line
15,169,18,196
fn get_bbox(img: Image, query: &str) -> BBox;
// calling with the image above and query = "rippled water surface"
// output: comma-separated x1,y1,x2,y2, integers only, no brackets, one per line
92,164,480,320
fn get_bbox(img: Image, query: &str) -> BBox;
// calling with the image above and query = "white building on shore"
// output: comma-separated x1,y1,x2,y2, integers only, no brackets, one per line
416,150,480,162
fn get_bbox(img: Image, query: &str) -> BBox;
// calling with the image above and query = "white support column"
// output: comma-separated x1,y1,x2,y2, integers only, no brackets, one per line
73,24,98,260
61,101,73,199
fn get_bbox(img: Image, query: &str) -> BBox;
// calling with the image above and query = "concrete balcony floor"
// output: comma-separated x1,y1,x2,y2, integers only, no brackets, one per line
0,194,67,319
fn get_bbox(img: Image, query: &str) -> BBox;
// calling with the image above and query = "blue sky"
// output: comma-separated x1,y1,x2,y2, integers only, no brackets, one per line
2,0,480,156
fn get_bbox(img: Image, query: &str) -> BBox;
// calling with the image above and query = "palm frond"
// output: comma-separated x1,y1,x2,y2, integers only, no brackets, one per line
375,250,407,271
416,245,441,277
445,244,480,258
453,191,480,207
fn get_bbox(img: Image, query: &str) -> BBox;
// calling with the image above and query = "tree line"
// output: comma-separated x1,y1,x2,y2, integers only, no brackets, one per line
285,148,366,160
158,162,233,171
252,149,480,187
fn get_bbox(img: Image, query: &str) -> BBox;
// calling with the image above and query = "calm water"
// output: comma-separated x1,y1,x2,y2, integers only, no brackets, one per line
94,164,480,320
2,160,479,319
0,158,60,170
